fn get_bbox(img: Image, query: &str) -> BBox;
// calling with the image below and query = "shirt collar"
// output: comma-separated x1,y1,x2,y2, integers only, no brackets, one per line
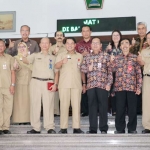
21,38,30,43
0,53,6,57
66,50,76,55
55,43,65,48
121,52,132,57
40,51,50,55
82,38,92,44
136,36,146,41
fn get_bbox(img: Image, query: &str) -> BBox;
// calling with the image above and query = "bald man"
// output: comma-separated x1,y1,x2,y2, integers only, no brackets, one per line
23,38,59,134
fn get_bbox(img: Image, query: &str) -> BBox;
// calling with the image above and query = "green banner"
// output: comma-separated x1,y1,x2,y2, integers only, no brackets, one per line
84,0,104,9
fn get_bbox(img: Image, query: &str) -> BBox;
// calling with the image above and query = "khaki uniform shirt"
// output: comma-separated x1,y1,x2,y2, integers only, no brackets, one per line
0,54,14,88
27,52,56,79
141,47,150,74
49,44,67,56
14,56,32,85
7,39,40,56
55,51,83,89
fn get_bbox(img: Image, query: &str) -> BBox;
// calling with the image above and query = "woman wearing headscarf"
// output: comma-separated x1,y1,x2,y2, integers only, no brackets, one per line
12,42,32,125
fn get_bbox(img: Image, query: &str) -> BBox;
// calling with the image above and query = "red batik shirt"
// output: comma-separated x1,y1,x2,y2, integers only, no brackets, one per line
111,53,142,92
75,39,92,54
80,52,113,90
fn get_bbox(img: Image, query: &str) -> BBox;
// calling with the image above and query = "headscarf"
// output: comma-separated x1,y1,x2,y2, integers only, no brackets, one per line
14,42,32,70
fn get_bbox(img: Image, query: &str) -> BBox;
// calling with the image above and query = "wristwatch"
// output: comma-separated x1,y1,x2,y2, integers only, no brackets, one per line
11,83,15,86
54,83,58,87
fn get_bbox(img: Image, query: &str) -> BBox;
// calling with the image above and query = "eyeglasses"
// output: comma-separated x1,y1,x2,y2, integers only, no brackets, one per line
18,46,26,49
91,42,100,45
113,34,120,37
21,30,29,32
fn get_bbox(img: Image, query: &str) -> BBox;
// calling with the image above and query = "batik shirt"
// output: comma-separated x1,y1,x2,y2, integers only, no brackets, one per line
130,37,148,55
107,47,122,56
80,52,113,90
76,39,92,54
111,53,142,92
106,47,122,96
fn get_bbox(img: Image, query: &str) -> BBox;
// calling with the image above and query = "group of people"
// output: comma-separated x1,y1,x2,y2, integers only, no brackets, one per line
0,21,150,135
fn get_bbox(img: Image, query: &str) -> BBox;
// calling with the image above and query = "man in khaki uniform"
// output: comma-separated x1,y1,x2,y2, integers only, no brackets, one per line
55,37,84,134
49,31,66,116
137,31,150,134
23,37,58,134
49,31,66,55
0,39,15,134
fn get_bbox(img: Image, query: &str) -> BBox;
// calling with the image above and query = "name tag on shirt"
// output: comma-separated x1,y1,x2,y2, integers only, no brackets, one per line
49,59,52,69
3,64,7,69
98,63,101,68
128,65,132,71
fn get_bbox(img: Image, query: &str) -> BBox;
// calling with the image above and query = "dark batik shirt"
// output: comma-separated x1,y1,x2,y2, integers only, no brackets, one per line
75,39,92,54
130,37,148,55
107,47,122,56
111,53,142,92
80,52,113,90
7,39,39,56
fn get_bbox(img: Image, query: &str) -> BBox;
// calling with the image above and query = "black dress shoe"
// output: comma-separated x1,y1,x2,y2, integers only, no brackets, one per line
58,129,67,134
101,130,107,134
81,113,88,117
54,114,60,117
19,123,24,125
128,130,137,134
19,123,30,125
0,130,3,135
73,128,84,134
27,129,40,134
47,129,56,134
86,130,97,134
3,130,11,134
112,112,116,116
142,129,150,134
114,130,125,134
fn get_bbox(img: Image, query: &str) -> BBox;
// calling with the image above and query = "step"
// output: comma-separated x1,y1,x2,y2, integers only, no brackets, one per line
0,134,150,150
0,116,146,150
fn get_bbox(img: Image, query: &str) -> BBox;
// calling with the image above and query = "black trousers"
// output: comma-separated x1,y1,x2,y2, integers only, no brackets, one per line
115,91,137,131
81,74,88,115
87,88,108,132
81,92,89,114
137,93,142,114
110,72,116,114
110,96,116,114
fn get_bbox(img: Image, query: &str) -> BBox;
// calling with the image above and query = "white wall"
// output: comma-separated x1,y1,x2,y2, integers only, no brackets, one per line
0,0,150,38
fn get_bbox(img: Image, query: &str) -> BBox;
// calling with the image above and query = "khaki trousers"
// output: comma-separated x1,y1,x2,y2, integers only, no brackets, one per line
59,88,81,129
54,91,60,115
0,88,13,130
142,76,150,130
30,78,55,131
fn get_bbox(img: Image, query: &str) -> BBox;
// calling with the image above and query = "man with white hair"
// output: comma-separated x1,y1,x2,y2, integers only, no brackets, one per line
130,22,148,55
130,22,148,115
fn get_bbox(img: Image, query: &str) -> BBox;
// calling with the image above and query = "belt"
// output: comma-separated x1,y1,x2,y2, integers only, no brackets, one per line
144,74,150,77
32,77,53,81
